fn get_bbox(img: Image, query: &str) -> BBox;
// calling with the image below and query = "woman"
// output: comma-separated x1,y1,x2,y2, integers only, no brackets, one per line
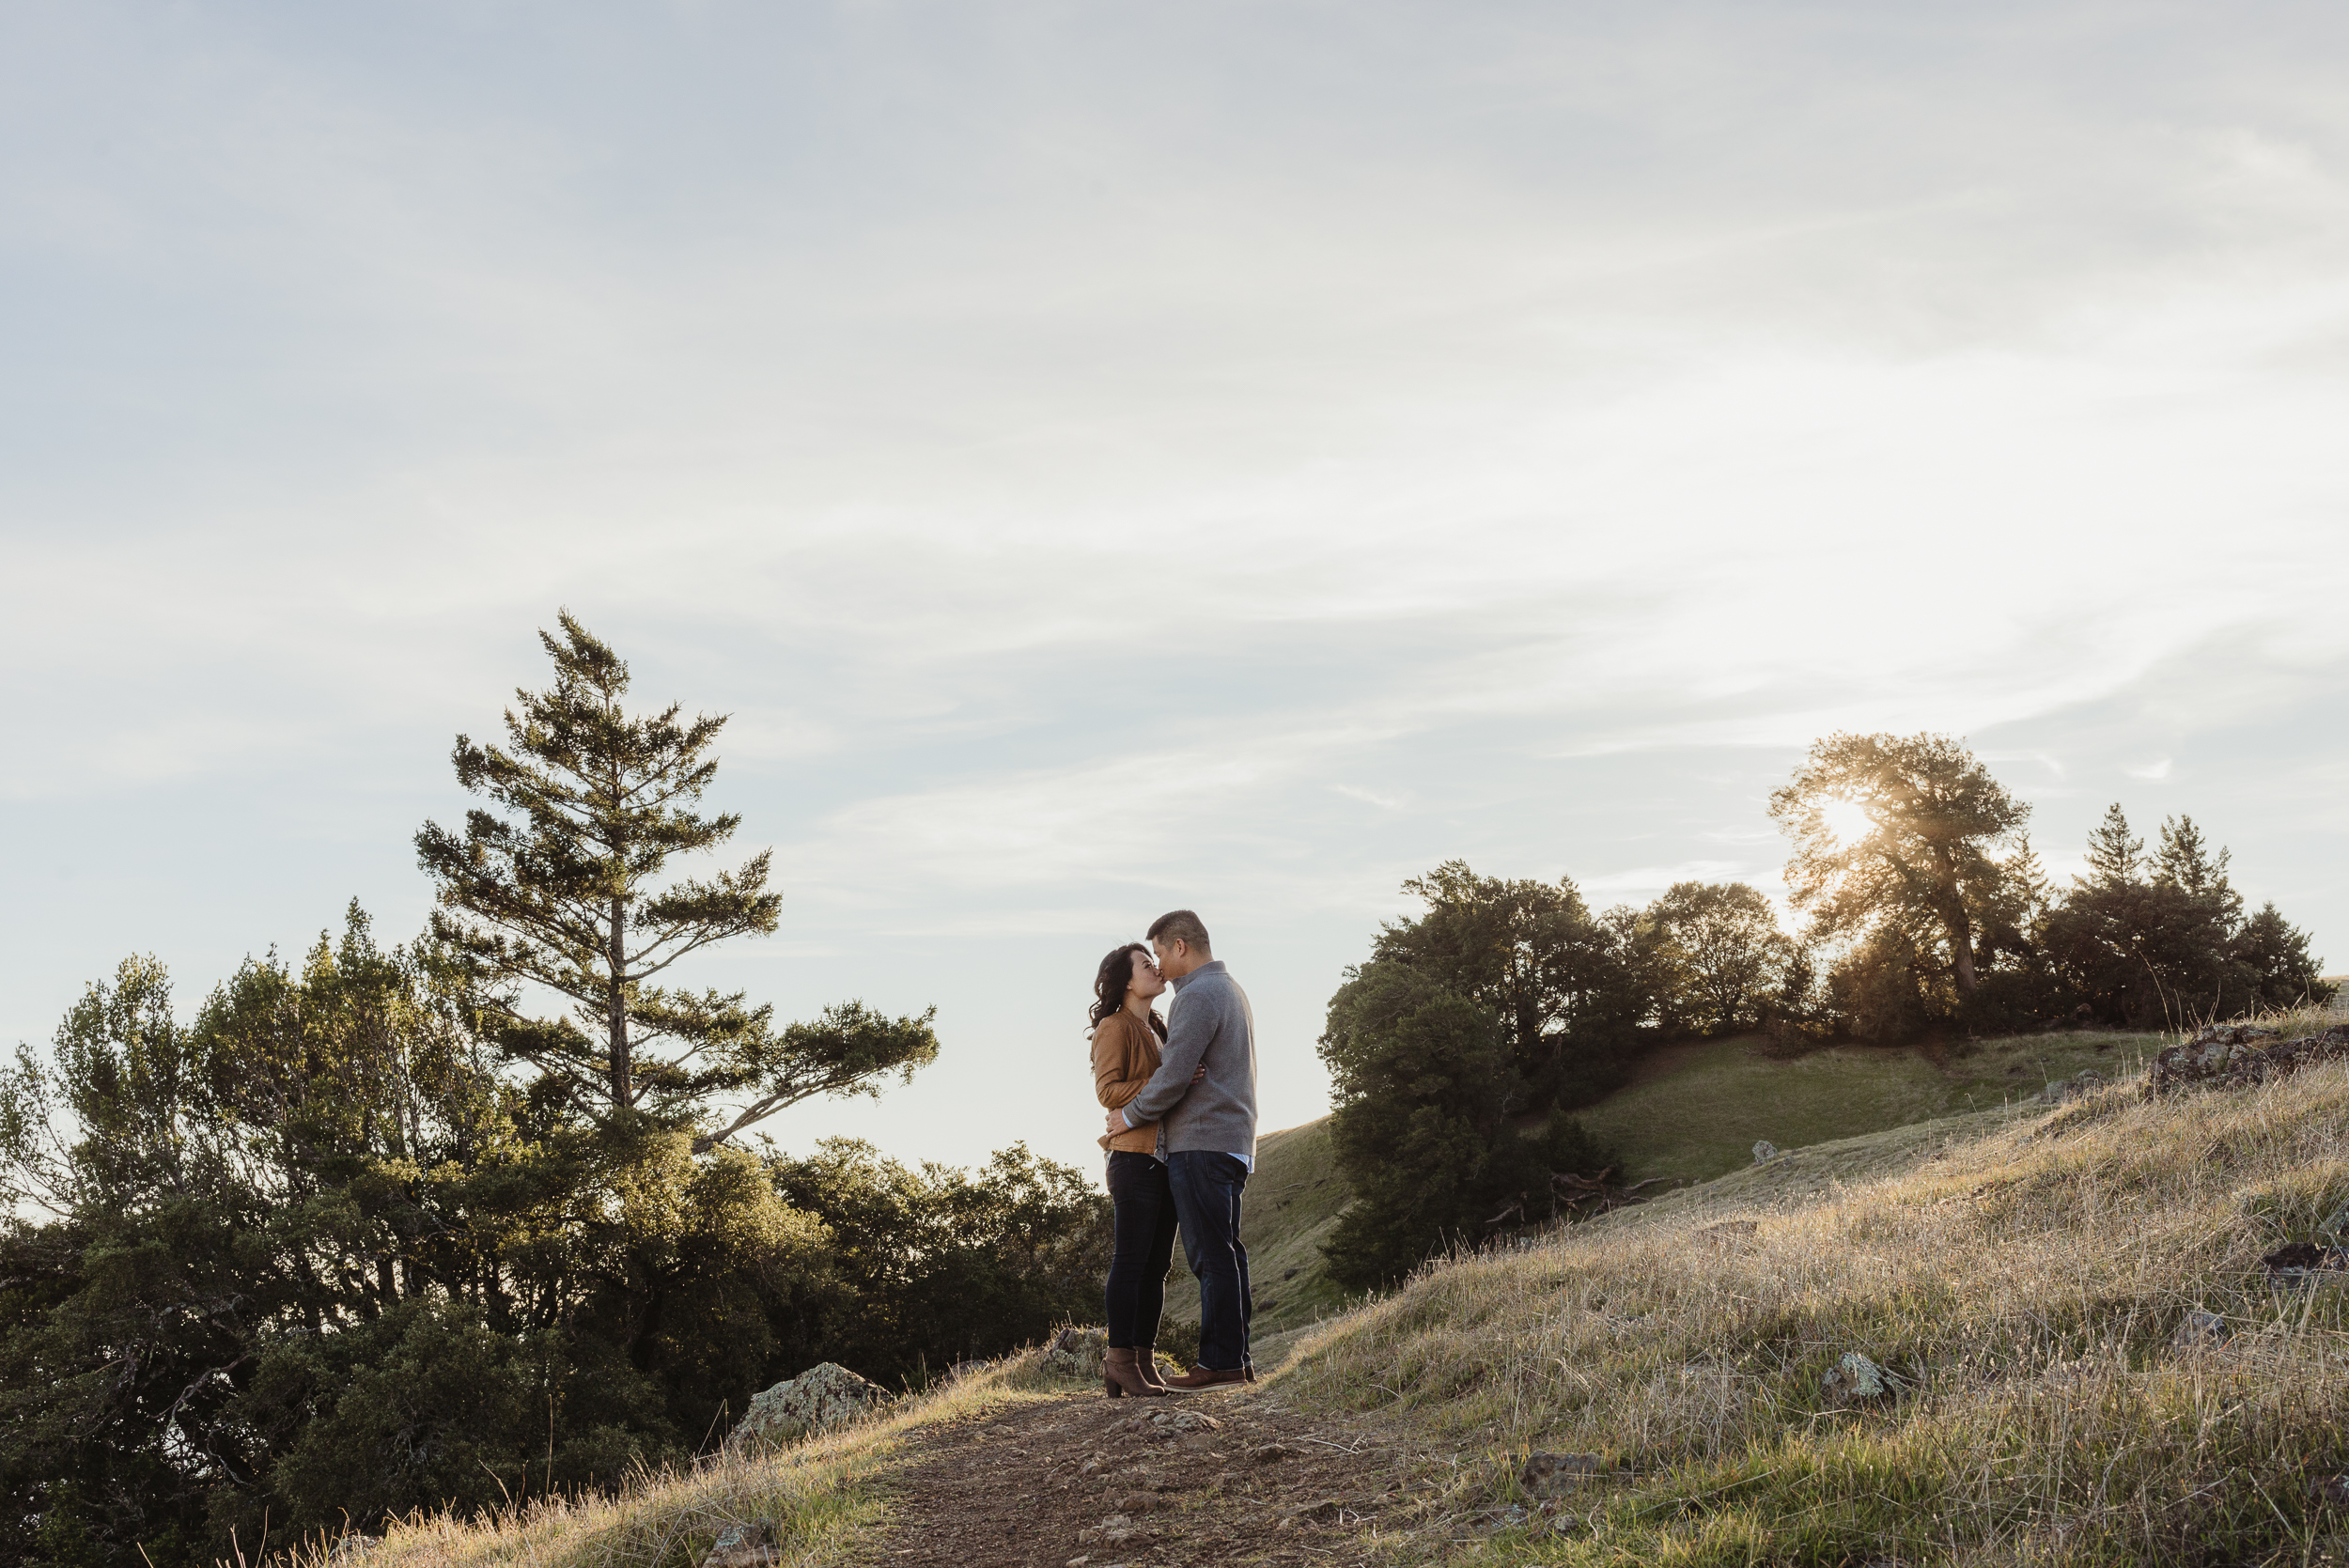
1091,941,1178,1398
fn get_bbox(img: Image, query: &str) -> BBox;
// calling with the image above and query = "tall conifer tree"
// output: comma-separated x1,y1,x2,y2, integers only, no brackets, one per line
2079,803,2144,890
415,612,937,1141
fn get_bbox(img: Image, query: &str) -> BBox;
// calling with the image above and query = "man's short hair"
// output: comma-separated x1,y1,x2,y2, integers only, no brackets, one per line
1146,909,1211,953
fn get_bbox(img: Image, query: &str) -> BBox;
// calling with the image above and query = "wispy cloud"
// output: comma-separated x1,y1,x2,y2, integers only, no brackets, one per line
4,0,2348,1165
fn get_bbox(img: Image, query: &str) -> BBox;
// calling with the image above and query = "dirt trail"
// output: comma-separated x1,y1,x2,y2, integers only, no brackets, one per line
865,1384,1457,1566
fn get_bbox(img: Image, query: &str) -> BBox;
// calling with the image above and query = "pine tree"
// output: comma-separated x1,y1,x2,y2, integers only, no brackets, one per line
415,612,937,1141
2079,803,2144,891
2155,814,2243,924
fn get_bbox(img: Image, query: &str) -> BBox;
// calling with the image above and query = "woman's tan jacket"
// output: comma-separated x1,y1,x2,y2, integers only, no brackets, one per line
1092,1010,1163,1154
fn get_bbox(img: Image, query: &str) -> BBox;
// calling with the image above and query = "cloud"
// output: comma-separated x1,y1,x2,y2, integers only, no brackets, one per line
5,0,2349,1167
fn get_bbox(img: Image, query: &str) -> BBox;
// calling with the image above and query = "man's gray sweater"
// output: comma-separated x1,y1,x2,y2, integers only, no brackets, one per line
1123,959,1258,1162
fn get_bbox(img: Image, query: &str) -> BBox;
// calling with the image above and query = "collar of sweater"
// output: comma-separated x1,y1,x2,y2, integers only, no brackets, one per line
1169,958,1226,992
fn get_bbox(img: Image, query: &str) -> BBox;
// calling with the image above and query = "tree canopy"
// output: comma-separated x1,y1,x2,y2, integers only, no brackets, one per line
414,612,938,1143
1769,731,2036,1000
1315,864,1630,1288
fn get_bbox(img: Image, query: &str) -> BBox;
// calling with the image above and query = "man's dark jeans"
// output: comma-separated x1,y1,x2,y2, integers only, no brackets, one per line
1104,1152,1179,1350
1167,1150,1252,1371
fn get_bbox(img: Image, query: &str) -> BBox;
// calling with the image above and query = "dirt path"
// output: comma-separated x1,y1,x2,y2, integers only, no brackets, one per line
863,1384,1459,1566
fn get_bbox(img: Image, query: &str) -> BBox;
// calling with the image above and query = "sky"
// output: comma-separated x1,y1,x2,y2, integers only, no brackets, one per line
4,0,2346,1175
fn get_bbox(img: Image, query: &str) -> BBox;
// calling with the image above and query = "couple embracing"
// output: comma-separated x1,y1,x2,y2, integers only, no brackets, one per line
1087,909,1257,1397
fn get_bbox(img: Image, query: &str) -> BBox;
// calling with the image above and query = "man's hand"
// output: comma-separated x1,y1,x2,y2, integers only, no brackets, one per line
1106,1068,1206,1138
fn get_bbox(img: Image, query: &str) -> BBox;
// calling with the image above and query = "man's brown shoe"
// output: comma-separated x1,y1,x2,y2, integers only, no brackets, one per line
1163,1364,1250,1389
1102,1346,1167,1398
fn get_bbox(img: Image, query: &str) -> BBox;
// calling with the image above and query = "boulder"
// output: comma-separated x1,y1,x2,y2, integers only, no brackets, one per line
2263,1241,2349,1294
1037,1325,1178,1384
1819,1352,1892,1406
699,1521,776,1568
727,1362,892,1451
1752,1141,1780,1164
1038,1325,1111,1380
2038,1068,2108,1106
2149,1024,2348,1096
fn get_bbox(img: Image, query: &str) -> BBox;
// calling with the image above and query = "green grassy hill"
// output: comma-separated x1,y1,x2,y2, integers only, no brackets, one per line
1163,1027,2167,1349
1579,1026,2162,1186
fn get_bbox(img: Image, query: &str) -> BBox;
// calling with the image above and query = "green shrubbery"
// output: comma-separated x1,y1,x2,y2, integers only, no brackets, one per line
0,616,1107,1568
0,919,1105,1566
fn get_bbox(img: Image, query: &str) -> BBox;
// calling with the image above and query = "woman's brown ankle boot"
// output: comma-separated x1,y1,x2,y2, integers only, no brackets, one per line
1134,1348,1171,1389
1102,1346,1166,1398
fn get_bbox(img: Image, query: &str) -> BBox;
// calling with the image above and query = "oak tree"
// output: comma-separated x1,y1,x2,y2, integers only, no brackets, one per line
1768,732,2033,997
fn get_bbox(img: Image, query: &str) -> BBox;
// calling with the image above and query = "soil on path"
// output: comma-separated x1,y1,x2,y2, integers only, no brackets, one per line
865,1384,1459,1567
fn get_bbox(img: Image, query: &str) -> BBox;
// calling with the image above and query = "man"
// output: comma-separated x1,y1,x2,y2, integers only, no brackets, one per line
1103,908,1259,1388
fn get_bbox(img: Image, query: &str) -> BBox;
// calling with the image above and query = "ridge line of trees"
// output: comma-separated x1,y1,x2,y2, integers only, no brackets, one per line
1316,731,2328,1287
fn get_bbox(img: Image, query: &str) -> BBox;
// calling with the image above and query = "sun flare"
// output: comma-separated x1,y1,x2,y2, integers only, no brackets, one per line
1820,797,1874,848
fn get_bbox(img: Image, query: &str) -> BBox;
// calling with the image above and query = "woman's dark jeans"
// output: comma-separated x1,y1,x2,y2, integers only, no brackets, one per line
1104,1151,1179,1350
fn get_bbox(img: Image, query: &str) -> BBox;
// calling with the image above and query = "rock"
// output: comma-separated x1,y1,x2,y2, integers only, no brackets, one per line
1039,1325,1110,1381
727,1363,892,1451
1139,1408,1220,1437
700,1521,775,1568
2040,1068,2110,1105
2172,1309,2230,1350
1752,1141,1779,1164
2263,1241,2349,1293
2312,1475,2349,1507
2149,1024,2349,1096
1249,1442,1299,1465
1819,1352,1893,1406
1077,1514,1148,1546
1518,1452,1610,1498
1037,1326,1176,1384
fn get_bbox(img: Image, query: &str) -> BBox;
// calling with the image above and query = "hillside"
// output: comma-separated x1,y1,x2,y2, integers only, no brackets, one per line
343,1005,2349,1567
1166,1026,2167,1346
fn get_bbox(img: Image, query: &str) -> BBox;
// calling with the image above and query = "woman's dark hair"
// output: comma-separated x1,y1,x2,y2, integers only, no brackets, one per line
1090,943,1168,1040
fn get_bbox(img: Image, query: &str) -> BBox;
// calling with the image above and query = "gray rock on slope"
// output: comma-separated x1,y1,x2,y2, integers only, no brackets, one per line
726,1362,892,1451
1819,1352,1892,1405
2149,1023,2348,1095
2039,1068,2108,1105
1752,1141,1779,1164
700,1521,776,1568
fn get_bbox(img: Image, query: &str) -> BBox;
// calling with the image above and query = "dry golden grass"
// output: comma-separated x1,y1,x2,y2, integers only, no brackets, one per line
291,1361,1067,1568
1275,1004,2349,1564
299,1005,2349,1567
